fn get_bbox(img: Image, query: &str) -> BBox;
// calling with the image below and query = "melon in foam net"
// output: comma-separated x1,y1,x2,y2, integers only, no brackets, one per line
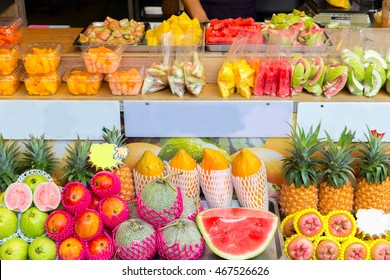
196,207,278,260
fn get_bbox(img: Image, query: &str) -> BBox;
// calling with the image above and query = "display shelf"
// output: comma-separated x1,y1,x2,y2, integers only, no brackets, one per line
4,82,390,102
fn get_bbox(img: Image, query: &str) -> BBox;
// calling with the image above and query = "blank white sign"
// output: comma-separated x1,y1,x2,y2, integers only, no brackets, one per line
123,100,293,137
297,102,390,141
0,100,121,140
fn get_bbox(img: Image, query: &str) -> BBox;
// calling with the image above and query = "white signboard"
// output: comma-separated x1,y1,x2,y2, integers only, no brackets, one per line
0,100,121,140
123,100,293,137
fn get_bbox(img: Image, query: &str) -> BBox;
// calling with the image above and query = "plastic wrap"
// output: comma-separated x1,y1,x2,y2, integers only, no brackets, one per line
141,32,172,94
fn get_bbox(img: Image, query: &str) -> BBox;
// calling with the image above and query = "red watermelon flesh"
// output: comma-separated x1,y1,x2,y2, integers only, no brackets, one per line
196,208,278,260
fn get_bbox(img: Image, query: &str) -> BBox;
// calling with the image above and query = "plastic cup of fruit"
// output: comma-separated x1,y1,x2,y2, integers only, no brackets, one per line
105,66,144,95
0,66,22,96
21,42,63,75
81,44,124,74
63,66,104,95
0,45,19,76
22,69,62,96
0,17,23,46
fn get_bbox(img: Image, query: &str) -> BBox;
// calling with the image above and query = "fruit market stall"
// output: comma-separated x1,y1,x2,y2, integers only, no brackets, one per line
1,10,390,262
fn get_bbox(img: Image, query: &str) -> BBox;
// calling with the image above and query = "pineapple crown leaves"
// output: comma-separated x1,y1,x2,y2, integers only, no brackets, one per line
60,137,95,186
320,128,356,188
357,127,390,185
282,123,324,188
20,134,59,175
0,134,23,192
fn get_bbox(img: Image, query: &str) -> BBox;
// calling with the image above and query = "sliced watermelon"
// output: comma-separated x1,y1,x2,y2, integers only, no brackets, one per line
196,207,278,260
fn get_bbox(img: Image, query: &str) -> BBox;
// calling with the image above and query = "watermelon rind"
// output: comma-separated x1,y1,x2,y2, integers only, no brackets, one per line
196,207,278,260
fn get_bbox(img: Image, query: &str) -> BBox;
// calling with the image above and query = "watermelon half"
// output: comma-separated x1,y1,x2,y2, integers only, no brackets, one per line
196,207,278,260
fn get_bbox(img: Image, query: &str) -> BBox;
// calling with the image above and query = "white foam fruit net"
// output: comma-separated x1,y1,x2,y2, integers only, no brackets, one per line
133,169,164,196
199,166,232,208
164,162,200,199
231,161,268,210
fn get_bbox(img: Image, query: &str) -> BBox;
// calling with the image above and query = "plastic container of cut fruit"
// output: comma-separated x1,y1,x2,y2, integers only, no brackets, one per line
0,44,19,76
81,44,124,74
105,66,144,95
0,65,22,96
0,17,23,46
21,42,63,75
22,68,63,96
63,66,104,95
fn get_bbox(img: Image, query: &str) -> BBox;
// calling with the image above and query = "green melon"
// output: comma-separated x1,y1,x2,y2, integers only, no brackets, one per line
196,207,278,260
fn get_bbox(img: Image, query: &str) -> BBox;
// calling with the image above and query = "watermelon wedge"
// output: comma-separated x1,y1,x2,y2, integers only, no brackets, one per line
196,207,278,260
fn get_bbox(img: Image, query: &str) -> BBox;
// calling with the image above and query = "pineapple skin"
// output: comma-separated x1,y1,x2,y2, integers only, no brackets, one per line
279,183,318,216
114,165,135,201
318,181,354,215
354,178,390,213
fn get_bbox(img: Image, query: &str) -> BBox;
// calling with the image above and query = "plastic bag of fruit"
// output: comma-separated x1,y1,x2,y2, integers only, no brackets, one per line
183,49,206,96
217,31,261,98
141,32,173,95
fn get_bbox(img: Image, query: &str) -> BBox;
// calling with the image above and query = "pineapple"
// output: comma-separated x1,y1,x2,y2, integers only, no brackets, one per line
61,138,94,187
318,128,356,215
279,124,324,216
20,134,59,176
354,128,390,213
0,134,22,192
102,127,135,200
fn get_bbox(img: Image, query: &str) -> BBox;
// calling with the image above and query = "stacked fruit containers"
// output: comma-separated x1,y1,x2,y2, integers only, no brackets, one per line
0,17,23,96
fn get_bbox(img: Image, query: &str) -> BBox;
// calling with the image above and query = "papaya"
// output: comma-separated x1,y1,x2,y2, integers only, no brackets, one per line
169,149,197,171
135,150,164,176
200,148,229,171
232,148,262,177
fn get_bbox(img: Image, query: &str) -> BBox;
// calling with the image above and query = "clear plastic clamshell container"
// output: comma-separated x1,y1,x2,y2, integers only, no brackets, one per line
22,68,63,96
0,17,23,46
0,65,22,96
0,44,19,76
105,66,144,95
63,66,104,95
21,42,63,75
81,44,124,73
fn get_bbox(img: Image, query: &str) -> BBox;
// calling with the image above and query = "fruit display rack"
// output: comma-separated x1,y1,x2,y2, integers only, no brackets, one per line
2,25,390,262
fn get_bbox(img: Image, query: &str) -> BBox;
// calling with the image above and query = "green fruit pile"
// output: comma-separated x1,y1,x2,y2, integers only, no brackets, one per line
342,47,390,97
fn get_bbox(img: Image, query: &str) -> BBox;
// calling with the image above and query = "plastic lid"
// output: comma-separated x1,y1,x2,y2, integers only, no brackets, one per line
105,66,144,82
81,43,124,55
0,65,22,82
22,42,63,56
0,17,24,33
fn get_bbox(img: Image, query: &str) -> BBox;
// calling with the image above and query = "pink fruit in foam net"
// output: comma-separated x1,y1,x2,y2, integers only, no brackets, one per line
61,181,92,215
4,182,32,212
98,195,129,229
74,209,103,241
45,210,74,242
33,182,61,212
113,218,157,260
294,209,324,239
90,171,121,198
370,239,390,260
315,239,340,260
137,176,183,229
86,232,115,260
284,235,314,260
157,219,204,260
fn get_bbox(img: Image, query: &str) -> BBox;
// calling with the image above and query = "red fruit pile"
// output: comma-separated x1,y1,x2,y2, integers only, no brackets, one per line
47,171,129,260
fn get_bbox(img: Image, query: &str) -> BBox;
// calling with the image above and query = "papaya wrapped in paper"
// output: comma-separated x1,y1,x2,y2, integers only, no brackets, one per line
141,63,170,94
233,59,254,99
217,62,235,98
183,51,206,96
168,60,186,97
